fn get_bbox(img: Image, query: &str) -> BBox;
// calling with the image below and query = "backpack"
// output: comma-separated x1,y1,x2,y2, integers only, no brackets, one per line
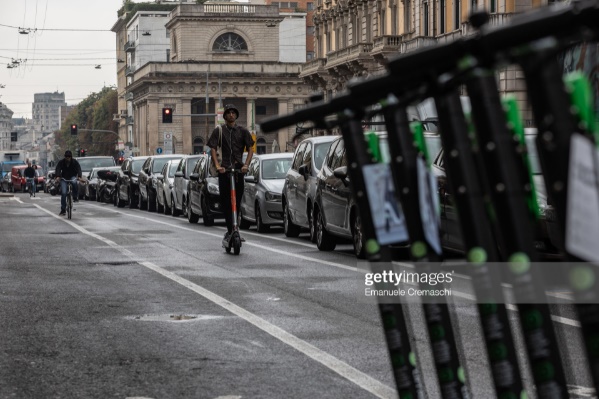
209,125,223,177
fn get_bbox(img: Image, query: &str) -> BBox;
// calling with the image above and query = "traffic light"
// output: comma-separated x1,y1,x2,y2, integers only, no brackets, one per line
162,108,173,123
80,149,87,157
70,124,78,136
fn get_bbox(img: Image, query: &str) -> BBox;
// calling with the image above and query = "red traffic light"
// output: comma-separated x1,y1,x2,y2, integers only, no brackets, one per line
162,107,173,123
164,109,171,115
70,124,78,136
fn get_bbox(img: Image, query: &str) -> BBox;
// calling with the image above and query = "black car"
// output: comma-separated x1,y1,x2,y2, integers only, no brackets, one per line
138,154,184,212
116,156,149,209
188,154,224,225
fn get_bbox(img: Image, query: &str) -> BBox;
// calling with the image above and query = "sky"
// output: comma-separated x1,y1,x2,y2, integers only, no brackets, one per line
0,0,126,119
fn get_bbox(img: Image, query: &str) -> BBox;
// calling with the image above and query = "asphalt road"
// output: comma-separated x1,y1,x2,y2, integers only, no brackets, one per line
0,192,595,399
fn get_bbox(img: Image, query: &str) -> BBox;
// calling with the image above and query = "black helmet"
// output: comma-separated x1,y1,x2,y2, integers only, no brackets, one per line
64,150,73,157
223,104,239,120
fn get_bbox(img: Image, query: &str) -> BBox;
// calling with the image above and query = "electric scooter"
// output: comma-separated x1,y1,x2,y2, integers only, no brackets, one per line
222,168,242,255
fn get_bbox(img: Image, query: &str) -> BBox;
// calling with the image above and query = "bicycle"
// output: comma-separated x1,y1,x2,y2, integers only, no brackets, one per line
26,177,36,197
221,168,243,255
61,177,78,219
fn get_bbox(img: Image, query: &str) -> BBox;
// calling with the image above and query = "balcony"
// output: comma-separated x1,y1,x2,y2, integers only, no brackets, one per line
124,41,135,52
125,92,133,101
125,66,136,77
488,13,513,27
300,58,326,76
370,35,403,62
400,37,437,54
325,42,375,79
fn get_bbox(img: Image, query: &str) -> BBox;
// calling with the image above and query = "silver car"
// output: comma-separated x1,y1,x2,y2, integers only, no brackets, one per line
240,153,294,232
156,159,178,215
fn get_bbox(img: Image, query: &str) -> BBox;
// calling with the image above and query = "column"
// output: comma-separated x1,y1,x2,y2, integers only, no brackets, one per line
181,98,192,155
246,98,256,133
277,98,290,152
148,99,159,155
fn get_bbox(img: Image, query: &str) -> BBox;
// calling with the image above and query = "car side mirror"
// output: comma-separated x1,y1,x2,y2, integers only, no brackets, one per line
190,173,199,181
244,175,255,183
175,171,184,178
333,166,349,184
155,173,164,181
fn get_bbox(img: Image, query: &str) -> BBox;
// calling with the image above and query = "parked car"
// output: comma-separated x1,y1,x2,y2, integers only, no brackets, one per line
138,154,184,212
81,168,103,200
240,153,293,232
116,156,149,208
155,159,178,215
282,135,338,240
432,129,560,257
1,172,11,192
188,154,224,225
76,156,116,199
10,165,44,193
172,155,203,218
1,160,25,180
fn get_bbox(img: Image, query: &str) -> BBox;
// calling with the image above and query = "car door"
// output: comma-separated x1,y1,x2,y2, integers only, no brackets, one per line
244,158,259,219
138,157,151,200
295,141,313,226
189,157,204,214
286,142,306,221
329,141,350,232
319,140,338,229
118,160,129,200
173,158,185,210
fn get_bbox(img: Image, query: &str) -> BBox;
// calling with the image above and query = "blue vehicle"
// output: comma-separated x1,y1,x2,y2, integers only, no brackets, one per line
0,152,26,180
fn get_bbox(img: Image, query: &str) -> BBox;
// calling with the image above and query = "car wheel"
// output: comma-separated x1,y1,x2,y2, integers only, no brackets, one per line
171,194,180,216
283,201,300,237
201,196,214,226
138,190,147,210
128,189,137,209
352,212,366,259
187,197,199,224
308,206,317,243
239,208,251,230
147,189,156,212
256,203,270,233
163,193,171,215
315,207,336,251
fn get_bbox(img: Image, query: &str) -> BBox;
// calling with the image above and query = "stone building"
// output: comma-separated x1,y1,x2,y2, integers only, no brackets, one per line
113,3,310,157
301,0,552,125
32,92,67,134
0,102,14,151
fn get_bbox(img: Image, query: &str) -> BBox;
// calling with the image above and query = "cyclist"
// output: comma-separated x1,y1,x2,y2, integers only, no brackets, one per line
207,104,254,241
55,150,83,216
23,160,38,197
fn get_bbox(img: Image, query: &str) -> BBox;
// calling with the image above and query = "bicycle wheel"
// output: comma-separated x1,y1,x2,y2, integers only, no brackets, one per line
67,193,72,219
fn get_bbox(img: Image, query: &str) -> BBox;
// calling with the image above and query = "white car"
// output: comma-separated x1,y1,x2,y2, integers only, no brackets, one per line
156,159,179,215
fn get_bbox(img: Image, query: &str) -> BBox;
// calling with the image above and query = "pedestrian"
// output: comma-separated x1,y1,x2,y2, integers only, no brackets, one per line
207,104,254,241
54,150,83,216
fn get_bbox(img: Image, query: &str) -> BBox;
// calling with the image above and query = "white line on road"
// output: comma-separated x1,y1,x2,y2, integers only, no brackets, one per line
34,204,397,399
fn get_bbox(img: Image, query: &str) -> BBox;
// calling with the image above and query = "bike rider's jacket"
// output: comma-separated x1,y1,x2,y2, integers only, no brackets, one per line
24,166,37,178
55,159,82,180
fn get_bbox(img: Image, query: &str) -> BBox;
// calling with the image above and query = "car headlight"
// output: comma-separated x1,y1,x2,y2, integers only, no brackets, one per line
265,191,282,202
208,182,220,195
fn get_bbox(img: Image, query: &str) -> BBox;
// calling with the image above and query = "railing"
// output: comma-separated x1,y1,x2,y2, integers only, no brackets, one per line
300,58,326,74
488,12,513,27
400,37,437,53
327,42,373,64
372,35,403,50
170,4,279,17
436,29,464,45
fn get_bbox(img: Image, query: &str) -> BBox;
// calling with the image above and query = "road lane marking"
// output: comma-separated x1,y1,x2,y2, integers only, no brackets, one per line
40,203,585,330
34,204,397,399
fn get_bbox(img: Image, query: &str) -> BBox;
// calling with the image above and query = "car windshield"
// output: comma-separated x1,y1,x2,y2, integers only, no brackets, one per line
89,170,98,179
314,142,333,172
262,158,292,180
153,157,180,173
2,164,16,172
131,159,145,173
78,158,115,171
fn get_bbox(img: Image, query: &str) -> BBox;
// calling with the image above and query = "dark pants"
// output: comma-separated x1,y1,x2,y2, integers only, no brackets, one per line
219,171,244,234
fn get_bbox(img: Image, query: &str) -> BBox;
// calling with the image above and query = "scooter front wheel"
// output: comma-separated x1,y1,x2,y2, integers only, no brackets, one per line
233,235,241,255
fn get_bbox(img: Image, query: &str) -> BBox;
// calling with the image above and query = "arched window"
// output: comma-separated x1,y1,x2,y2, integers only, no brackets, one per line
193,137,204,154
212,33,248,52
257,138,267,155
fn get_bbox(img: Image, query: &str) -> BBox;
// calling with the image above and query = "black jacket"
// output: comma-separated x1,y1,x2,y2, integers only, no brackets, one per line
55,159,82,180
24,166,37,178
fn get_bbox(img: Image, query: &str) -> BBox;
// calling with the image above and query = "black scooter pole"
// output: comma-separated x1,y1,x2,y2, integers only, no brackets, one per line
381,100,468,399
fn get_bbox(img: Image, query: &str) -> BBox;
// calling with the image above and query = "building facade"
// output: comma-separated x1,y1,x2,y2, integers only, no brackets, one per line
267,0,316,61
0,103,14,151
32,92,67,135
302,0,553,124
113,3,310,157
